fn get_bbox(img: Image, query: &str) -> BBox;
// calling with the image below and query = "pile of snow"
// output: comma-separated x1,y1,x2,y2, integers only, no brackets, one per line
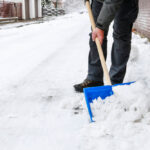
92,82,150,123
81,80,150,150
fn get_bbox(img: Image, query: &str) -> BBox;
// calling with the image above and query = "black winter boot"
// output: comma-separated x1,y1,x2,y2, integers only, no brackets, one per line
74,79,103,93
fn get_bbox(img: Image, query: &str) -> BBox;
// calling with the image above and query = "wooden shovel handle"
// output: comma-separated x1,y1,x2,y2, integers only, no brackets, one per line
86,1,112,85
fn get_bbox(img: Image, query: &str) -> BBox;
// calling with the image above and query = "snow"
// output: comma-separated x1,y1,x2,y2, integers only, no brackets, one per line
0,9,150,150
64,0,84,13
89,82,150,150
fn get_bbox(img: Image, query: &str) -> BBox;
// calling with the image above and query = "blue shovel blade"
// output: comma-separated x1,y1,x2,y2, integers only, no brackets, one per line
83,82,134,122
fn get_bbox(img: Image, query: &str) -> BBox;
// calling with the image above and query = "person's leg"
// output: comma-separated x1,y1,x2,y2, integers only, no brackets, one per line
110,0,139,84
74,0,107,92
87,0,108,83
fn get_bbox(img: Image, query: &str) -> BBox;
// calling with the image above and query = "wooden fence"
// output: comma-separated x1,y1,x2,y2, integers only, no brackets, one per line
0,1,22,19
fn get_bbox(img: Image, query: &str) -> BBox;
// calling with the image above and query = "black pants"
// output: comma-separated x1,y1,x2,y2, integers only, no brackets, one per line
87,0,139,84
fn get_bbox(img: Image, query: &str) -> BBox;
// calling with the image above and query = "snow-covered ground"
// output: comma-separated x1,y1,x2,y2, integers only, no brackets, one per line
0,10,150,150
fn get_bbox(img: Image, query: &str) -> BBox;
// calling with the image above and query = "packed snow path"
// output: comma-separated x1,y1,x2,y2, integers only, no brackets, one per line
0,12,150,150
0,13,89,150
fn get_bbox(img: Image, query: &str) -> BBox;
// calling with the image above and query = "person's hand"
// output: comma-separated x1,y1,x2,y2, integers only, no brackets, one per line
92,27,104,45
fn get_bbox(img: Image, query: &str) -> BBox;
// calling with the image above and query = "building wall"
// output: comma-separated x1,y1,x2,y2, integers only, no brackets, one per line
29,0,42,18
134,0,150,38
29,0,35,18
38,0,42,17
26,0,42,19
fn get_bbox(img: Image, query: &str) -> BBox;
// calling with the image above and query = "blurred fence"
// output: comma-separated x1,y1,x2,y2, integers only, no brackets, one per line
42,0,65,17
0,1,22,19
134,0,150,39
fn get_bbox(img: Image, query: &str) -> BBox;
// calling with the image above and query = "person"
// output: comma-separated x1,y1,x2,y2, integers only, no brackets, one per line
74,0,139,92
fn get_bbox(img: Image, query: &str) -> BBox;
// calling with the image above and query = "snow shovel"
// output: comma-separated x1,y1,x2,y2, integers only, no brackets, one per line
84,0,134,122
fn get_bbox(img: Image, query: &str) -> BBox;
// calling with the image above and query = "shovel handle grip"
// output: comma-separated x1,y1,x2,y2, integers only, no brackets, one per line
86,1,112,85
